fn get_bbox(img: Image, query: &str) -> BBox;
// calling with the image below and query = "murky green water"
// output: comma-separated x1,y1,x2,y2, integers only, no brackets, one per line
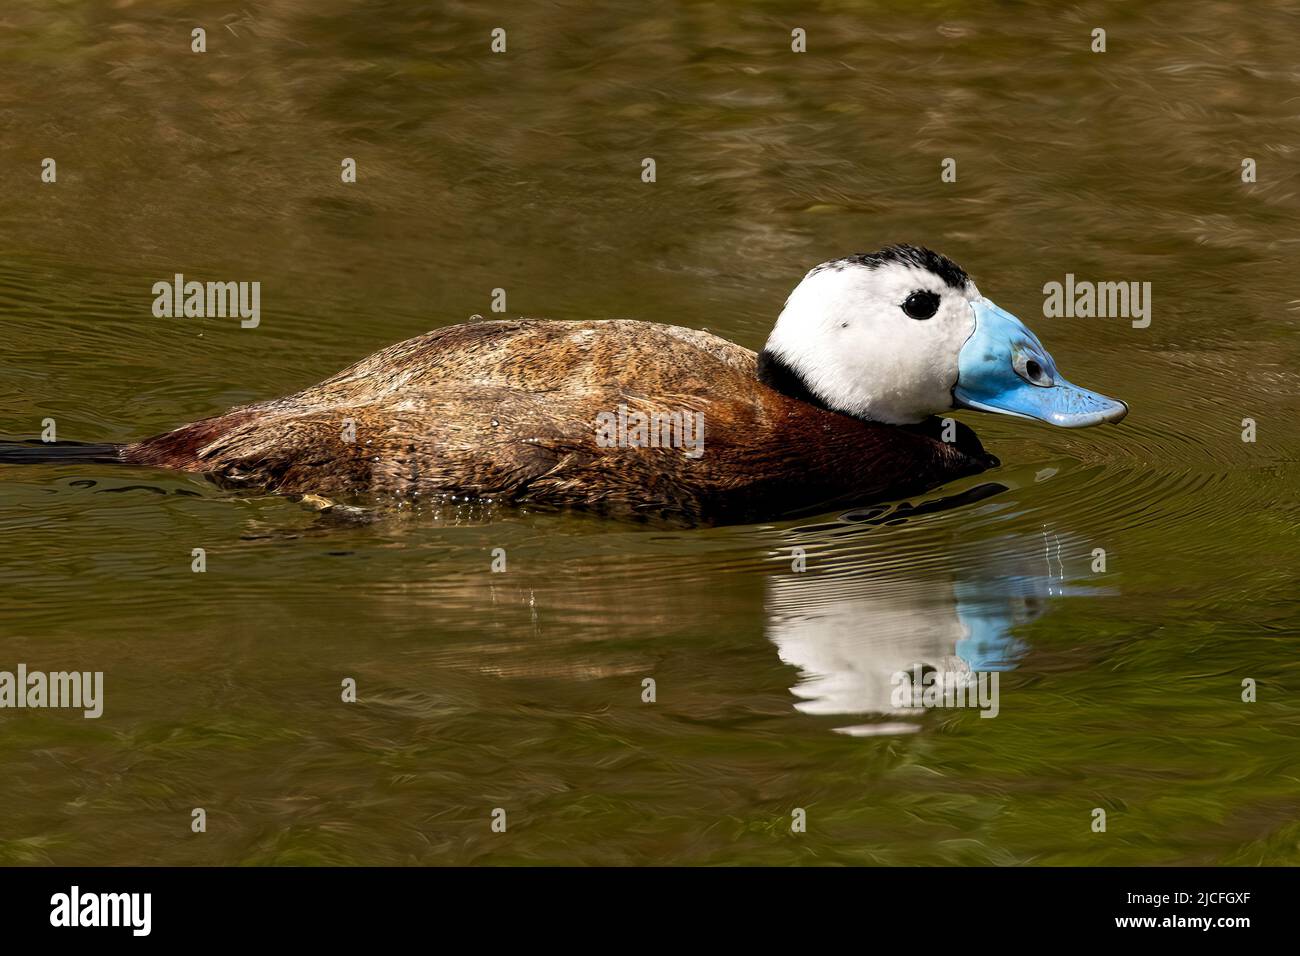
2,1,1298,865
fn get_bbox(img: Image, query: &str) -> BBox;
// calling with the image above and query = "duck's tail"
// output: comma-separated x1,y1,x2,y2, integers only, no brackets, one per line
0,440,126,465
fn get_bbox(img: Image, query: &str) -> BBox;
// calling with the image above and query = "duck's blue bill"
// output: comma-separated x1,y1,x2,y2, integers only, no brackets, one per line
954,298,1128,428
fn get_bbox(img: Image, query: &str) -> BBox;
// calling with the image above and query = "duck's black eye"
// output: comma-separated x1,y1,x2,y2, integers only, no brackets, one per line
902,290,940,320
1014,351,1054,387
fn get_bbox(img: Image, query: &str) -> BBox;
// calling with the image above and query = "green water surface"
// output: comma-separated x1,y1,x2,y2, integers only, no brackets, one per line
0,0,1297,865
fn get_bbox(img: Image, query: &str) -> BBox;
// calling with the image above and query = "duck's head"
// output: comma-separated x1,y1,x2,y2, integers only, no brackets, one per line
758,244,1127,428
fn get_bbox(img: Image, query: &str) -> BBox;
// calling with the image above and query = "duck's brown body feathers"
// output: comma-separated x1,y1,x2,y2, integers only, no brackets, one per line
123,319,993,523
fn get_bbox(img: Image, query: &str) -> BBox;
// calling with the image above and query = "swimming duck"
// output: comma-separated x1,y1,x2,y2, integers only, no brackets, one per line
75,245,1128,522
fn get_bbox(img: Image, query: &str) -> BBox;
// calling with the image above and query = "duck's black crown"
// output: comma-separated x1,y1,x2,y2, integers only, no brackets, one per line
809,244,971,291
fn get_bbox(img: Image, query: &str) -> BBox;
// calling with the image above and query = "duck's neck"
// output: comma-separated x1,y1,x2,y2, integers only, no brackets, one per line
756,347,994,463
755,348,832,413
898,415,993,463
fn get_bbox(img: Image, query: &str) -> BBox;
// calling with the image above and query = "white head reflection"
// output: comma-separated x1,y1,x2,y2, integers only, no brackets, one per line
766,527,1107,736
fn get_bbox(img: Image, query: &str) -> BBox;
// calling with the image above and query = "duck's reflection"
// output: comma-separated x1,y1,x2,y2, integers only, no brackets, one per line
263,494,1109,739
766,527,1091,735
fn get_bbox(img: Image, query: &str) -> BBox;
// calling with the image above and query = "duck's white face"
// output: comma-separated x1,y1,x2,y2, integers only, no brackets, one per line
765,253,978,425
761,246,1128,428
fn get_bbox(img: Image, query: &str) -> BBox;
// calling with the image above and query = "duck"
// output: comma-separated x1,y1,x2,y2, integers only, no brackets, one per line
40,245,1129,523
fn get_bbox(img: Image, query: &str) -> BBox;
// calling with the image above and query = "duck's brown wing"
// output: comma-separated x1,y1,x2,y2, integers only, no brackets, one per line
299,319,760,397
123,320,756,500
